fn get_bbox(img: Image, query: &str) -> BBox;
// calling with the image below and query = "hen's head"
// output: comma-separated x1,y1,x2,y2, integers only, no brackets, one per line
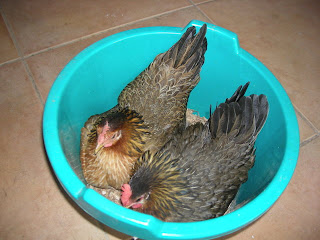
95,111,126,154
120,151,160,210
95,108,149,155
121,183,148,209
120,151,187,220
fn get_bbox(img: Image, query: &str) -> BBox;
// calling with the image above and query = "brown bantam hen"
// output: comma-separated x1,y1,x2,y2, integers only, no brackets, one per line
121,82,269,221
80,24,208,190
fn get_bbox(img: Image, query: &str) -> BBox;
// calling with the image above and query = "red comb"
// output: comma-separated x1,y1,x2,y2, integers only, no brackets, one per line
121,184,132,206
97,122,111,145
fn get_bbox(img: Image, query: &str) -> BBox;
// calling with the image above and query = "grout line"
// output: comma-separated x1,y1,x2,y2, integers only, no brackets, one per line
293,104,319,134
188,0,195,6
300,133,319,148
22,61,44,105
0,8,24,62
0,7,44,106
21,4,195,60
0,5,22,67
191,0,218,25
191,0,216,5
0,57,21,67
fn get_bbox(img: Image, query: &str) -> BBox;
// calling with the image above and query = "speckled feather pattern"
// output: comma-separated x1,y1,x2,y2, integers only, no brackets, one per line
118,25,207,151
128,84,269,222
81,108,149,189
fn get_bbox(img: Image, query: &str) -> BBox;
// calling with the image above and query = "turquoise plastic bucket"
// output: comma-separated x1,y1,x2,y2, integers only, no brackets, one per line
43,20,299,239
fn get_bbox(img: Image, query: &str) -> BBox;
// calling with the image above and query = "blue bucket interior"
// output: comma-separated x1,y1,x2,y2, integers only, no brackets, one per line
43,20,299,240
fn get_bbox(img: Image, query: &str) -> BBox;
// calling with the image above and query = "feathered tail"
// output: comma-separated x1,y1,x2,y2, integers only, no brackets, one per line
160,24,207,78
209,82,269,142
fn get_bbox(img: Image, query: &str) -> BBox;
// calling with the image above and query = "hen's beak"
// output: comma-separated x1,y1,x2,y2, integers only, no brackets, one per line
124,199,144,209
122,199,134,208
94,144,104,155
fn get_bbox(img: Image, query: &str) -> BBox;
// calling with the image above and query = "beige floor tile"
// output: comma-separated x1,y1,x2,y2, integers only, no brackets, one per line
1,0,191,55
26,6,209,102
0,62,106,239
220,137,320,240
0,14,18,63
198,0,320,130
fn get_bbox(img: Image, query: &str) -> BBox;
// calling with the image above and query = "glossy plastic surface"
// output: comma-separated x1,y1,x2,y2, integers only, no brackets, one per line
43,20,299,240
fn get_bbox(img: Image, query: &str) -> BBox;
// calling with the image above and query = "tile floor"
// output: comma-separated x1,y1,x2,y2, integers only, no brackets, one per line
0,0,319,239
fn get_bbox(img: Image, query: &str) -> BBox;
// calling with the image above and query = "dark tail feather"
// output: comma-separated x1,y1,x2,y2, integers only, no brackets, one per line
164,24,207,73
236,94,269,143
248,94,269,134
209,83,269,142
225,82,250,103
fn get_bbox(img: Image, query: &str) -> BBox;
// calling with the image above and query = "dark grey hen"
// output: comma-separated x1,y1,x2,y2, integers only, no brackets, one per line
121,82,269,222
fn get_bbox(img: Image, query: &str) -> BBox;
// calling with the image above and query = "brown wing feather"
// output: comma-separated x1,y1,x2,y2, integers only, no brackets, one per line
118,24,207,151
